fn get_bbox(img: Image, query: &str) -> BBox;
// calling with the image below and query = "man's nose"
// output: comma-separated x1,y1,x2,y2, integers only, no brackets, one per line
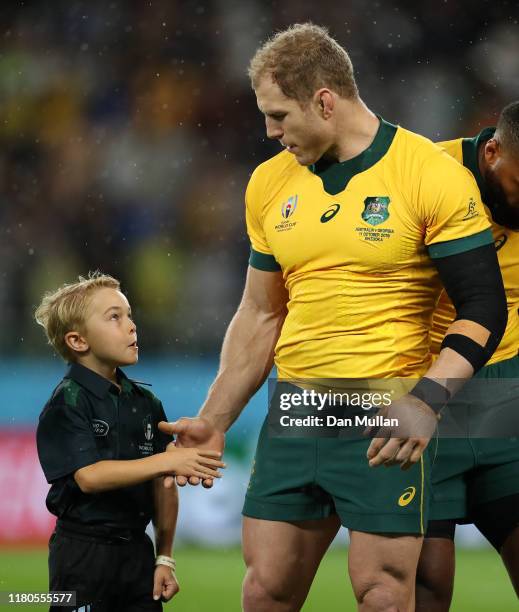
266,118,283,140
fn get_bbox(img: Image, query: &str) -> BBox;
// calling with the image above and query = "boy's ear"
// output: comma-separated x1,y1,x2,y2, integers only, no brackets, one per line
65,331,89,354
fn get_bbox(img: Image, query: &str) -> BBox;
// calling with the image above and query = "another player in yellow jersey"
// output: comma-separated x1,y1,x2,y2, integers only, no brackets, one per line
416,102,519,610
159,24,507,610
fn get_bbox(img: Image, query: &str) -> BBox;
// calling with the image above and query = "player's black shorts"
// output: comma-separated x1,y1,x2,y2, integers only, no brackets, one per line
48,521,161,612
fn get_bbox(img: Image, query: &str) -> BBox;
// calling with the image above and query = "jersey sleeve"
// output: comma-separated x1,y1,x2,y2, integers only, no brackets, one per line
245,167,281,272
416,149,493,258
37,402,101,483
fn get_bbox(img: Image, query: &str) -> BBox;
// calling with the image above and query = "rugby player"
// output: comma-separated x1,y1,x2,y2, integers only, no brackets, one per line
416,101,519,611
160,24,508,610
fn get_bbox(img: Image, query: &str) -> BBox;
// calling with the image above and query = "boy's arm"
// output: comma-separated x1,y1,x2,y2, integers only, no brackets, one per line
74,445,224,494
152,477,179,602
153,476,178,556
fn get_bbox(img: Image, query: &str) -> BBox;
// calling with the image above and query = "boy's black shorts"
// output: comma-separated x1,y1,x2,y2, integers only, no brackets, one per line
48,521,162,612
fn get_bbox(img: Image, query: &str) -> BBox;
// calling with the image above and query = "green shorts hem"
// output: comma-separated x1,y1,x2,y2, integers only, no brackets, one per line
429,500,466,522
474,473,519,506
430,467,519,521
242,496,426,534
335,508,426,535
242,495,335,522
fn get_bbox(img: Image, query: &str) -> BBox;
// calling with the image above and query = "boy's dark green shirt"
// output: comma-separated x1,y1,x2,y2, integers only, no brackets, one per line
37,362,170,530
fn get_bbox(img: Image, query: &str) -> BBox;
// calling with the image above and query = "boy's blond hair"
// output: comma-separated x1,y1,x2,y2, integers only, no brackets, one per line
248,23,358,104
35,272,120,361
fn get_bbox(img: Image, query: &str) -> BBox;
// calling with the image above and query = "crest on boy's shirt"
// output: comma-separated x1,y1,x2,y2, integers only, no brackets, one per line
362,196,390,226
143,415,154,441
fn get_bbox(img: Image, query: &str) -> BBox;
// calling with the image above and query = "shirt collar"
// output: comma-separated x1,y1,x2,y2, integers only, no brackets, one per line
462,126,495,198
308,116,398,196
65,362,134,399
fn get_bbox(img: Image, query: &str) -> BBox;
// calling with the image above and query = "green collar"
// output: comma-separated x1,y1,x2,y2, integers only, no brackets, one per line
461,127,495,197
65,362,145,397
309,117,398,195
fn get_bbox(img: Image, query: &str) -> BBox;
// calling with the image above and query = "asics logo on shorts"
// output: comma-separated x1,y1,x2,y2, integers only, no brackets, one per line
398,486,416,507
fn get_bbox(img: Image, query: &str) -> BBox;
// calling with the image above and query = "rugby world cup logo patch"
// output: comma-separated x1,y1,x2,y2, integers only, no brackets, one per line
281,195,298,219
362,196,390,226
143,415,154,441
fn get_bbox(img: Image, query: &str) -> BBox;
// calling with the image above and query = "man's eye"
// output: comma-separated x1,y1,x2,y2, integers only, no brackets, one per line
111,314,119,320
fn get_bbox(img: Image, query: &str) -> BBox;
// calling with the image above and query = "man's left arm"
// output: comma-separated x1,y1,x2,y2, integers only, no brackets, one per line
152,477,180,602
428,241,507,381
368,241,507,468
368,150,507,468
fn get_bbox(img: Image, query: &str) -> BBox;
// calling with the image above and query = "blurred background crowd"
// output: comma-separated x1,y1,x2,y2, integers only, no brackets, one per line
1,0,517,358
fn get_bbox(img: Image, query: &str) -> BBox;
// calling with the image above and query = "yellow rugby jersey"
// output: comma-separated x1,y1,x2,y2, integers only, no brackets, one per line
246,119,492,379
431,128,519,364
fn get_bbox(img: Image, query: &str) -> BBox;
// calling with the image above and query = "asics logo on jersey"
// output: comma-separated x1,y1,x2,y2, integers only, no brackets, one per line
320,203,341,223
398,486,416,507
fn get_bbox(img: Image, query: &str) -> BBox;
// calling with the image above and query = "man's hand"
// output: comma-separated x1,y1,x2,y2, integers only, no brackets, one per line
366,394,439,470
159,417,225,487
153,564,179,602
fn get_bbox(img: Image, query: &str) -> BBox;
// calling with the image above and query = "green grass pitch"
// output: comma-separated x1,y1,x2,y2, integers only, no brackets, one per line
0,547,516,611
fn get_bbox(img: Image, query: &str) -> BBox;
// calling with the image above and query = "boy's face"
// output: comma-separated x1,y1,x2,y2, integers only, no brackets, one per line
81,287,138,367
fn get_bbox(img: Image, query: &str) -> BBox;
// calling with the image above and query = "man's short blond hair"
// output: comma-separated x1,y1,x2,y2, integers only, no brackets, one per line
248,23,358,104
34,272,120,361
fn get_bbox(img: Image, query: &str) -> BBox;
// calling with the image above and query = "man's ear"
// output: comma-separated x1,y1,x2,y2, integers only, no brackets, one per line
483,138,500,166
65,331,89,354
314,89,334,119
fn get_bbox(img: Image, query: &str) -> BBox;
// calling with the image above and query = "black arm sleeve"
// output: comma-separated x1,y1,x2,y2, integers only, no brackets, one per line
432,243,507,370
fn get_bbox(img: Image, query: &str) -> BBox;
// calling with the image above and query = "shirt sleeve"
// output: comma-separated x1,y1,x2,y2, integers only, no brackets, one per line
37,402,101,483
245,167,282,272
414,149,493,258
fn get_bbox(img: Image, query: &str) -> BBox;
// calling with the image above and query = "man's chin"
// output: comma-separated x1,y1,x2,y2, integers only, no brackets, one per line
293,152,316,167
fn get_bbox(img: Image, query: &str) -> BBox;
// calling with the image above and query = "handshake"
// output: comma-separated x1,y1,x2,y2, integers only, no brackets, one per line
157,416,226,488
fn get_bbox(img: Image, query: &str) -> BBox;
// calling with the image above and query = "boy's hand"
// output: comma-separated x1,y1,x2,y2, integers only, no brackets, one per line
163,445,225,480
159,418,225,488
153,564,179,602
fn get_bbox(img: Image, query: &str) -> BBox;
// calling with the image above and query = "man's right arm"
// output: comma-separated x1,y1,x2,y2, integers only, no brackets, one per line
158,265,287,487
200,265,288,431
